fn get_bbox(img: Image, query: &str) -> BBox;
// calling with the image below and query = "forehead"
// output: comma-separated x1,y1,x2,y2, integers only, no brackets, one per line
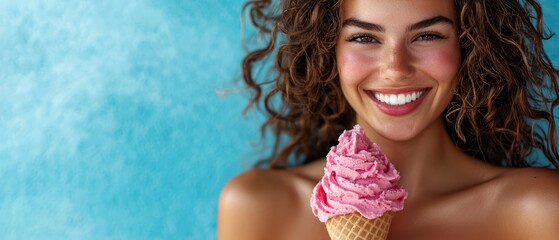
341,0,457,22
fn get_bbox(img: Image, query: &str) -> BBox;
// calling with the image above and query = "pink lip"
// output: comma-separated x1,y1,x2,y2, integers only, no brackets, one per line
369,87,427,94
366,88,431,116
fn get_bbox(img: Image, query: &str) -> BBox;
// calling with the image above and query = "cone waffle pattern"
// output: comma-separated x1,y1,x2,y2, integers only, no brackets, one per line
325,211,394,240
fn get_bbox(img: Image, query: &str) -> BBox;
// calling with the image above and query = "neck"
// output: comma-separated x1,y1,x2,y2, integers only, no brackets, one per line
360,118,471,200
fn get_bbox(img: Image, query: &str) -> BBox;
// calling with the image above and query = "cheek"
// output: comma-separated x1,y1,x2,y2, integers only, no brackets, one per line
337,47,377,86
422,45,461,84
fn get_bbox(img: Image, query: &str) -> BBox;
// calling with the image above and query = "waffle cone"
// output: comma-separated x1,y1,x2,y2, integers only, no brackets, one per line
325,211,394,240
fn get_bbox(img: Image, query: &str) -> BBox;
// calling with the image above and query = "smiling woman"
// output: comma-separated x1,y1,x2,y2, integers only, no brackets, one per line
218,0,559,239
337,0,461,140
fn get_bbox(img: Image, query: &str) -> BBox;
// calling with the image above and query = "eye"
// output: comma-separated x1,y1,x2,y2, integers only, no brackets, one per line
347,34,379,44
415,32,446,42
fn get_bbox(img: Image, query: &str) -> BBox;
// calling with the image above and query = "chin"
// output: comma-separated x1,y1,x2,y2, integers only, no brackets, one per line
358,119,420,143
376,130,418,143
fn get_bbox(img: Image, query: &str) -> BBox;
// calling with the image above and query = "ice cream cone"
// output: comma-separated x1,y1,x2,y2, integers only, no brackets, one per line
311,125,406,239
325,211,394,240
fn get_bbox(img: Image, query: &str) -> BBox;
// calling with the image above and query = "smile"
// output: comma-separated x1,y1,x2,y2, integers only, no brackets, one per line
372,90,426,106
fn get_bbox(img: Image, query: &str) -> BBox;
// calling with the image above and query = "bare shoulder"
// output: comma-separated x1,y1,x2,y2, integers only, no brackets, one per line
495,167,559,239
217,160,328,240
218,168,300,240
499,167,559,201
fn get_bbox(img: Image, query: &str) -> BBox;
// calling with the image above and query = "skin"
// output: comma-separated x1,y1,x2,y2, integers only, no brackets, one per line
218,0,559,239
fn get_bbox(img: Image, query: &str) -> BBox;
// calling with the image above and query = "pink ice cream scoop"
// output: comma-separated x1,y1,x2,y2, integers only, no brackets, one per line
310,125,407,222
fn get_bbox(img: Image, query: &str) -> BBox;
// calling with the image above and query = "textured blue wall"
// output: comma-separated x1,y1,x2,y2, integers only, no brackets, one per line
0,0,557,239
0,0,261,239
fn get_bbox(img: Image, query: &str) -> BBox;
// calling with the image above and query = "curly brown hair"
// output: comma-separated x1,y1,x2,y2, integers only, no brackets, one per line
241,0,559,168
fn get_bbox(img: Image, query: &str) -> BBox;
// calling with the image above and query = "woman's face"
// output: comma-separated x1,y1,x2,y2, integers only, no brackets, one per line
336,0,461,141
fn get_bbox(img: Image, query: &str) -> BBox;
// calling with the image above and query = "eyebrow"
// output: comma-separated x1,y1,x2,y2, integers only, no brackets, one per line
342,16,454,32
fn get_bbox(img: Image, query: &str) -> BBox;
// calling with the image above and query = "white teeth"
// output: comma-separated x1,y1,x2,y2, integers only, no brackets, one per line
374,90,425,106
389,95,398,105
397,94,406,105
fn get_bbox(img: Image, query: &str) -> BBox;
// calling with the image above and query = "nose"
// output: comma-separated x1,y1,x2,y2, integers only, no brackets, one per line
380,43,413,81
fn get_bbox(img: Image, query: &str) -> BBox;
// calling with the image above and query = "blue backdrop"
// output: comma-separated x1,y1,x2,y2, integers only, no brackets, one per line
0,0,557,239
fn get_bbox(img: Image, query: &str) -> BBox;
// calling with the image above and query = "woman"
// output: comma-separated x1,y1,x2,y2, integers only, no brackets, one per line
219,0,559,239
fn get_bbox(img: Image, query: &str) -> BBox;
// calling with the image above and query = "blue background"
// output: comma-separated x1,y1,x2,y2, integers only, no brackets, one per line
0,0,557,239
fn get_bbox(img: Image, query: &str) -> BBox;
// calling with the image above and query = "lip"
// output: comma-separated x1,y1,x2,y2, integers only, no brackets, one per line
366,88,431,116
369,88,427,94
